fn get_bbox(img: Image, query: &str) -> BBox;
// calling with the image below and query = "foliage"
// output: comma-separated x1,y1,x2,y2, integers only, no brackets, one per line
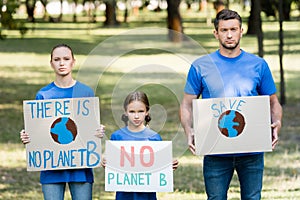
0,0,28,38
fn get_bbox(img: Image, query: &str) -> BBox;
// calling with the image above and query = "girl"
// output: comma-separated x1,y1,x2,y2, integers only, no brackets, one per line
20,44,104,200
105,91,178,200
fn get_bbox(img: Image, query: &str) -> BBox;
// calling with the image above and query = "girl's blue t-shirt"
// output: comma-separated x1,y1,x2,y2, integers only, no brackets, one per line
110,127,162,200
35,81,95,184
110,127,162,141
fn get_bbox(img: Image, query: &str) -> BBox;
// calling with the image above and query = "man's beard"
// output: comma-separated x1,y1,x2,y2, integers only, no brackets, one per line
221,40,240,50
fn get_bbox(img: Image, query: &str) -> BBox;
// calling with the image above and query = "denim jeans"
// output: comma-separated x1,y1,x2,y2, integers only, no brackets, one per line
203,153,264,200
42,182,92,200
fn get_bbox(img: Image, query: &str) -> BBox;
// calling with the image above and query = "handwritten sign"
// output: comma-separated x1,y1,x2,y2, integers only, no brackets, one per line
193,96,272,155
23,97,101,171
105,141,173,192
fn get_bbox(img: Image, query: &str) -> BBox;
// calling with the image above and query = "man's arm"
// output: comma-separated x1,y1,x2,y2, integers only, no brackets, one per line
269,94,282,149
180,93,198,154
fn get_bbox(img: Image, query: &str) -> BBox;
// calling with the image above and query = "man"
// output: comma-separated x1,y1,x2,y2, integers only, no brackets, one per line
180,9,282,200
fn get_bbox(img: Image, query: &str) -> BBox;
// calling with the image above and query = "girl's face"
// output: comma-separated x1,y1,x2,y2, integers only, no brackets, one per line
125,100,149,132
50,47,75,77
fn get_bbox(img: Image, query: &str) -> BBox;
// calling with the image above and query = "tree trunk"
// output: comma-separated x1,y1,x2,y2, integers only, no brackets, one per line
73,0,78,22
124,0,128,23
25,0,36,22
278,0,286,105
247,0,263,57
104,0,119,26
166,0,183,42
58,0,63,22
213,0,225,13
40,0,49,21
282,0,292,21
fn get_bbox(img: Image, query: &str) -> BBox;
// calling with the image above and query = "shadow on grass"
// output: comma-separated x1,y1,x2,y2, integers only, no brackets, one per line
1,20,299,56
0,37,106,55
0,166,41,199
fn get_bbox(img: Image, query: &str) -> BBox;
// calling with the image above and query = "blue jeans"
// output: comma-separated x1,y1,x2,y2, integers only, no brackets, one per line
203,153,264,200
42,182,92,200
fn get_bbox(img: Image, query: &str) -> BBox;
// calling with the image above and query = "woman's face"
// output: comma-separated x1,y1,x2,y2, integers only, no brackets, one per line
50,47,75,77
125,100,149,131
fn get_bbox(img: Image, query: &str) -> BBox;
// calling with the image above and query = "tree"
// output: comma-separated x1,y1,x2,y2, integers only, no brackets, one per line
278,0,286,105
248,0,286,104
166,0,183,42
104,0,119,26
83,0,98,23
25,0,36,22
58,0,63,22
0,0,28,39
39,0,49,20
0,0,19,29
213,0,225,13
247,0,264,57
261,0,294,21
73,0,79,22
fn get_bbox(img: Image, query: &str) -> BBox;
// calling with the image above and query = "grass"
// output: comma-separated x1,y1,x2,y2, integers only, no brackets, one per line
1,5,300,199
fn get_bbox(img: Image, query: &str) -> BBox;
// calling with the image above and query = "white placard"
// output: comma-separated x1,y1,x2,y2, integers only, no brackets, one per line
193,96,272,155
23,97,101,171
105,141,173,192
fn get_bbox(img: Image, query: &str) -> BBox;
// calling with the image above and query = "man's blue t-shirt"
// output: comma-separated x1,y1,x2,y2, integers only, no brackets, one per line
184,50,276,98
110,127,162,200
35,81,95,184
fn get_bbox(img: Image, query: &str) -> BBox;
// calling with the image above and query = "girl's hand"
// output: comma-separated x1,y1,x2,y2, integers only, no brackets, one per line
20,129,30,144
172,159,179,171
95,124,105,138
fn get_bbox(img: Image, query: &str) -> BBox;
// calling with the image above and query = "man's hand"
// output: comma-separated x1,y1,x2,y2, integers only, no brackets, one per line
271,120,281,149
187,130,196,155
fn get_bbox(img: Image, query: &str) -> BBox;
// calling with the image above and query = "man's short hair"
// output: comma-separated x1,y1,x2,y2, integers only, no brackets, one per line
214,9,242,30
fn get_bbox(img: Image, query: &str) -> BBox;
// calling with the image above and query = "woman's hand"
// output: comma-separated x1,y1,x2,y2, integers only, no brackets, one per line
101,156,106,168
20,129,30,144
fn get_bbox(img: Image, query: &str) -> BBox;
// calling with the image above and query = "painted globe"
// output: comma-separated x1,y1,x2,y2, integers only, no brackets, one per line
218,110,245,138
50,117,77,144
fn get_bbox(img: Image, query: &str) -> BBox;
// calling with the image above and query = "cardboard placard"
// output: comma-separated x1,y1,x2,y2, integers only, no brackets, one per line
193,96,272,155
23,97,101,171
105,141,173,192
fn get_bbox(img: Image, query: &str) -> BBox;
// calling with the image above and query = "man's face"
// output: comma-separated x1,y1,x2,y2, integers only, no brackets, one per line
214,19,243,50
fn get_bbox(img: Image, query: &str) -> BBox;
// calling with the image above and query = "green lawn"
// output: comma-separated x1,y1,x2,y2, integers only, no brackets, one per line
0,7,300,200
